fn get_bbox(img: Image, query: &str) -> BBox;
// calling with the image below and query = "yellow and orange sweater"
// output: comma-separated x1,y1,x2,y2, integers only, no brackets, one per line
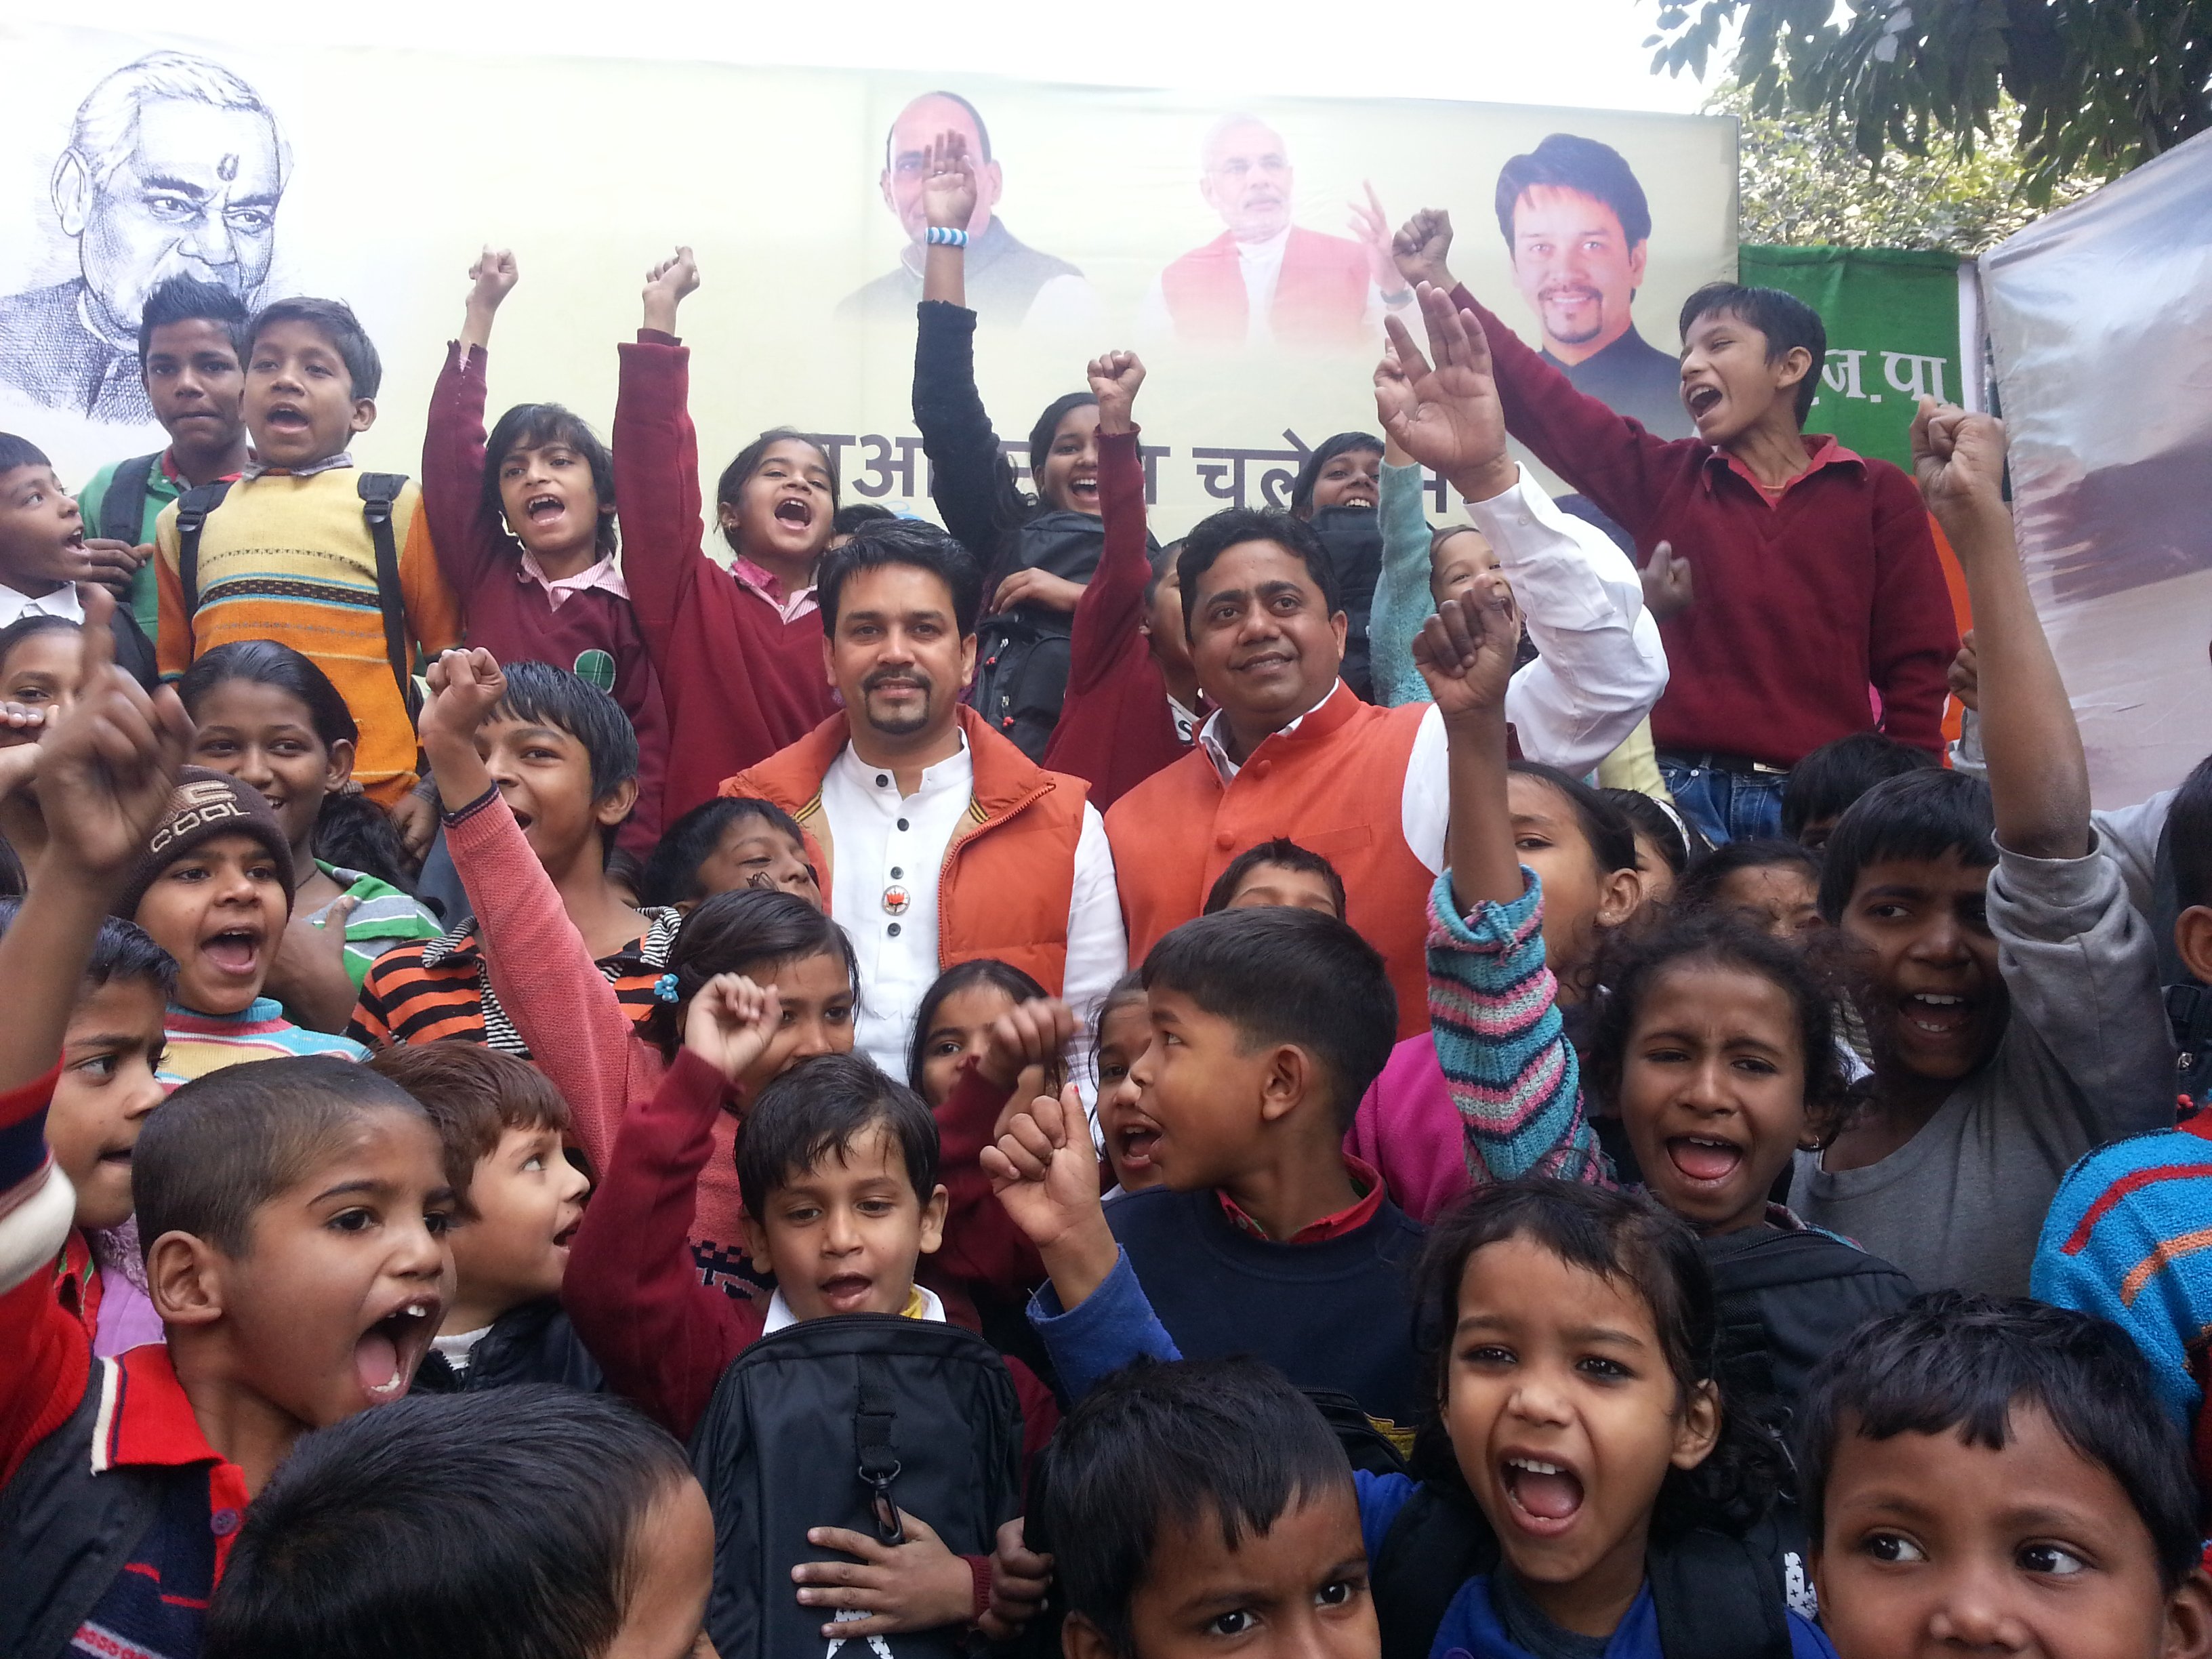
155,468,461,804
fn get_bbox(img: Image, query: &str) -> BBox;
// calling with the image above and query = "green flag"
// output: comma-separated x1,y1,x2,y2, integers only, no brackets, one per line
1736,246,1963,470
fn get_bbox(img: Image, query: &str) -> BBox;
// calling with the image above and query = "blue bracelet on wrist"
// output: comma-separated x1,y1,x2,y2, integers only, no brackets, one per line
925,226,969,248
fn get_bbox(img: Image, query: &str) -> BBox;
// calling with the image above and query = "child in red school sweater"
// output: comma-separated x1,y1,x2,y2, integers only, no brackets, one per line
614,247,840,819
419,247,668,856
1040,350,1201,809
1391,211,1958,845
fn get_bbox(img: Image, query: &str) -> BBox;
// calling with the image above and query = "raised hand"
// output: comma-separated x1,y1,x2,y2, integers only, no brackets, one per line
976,998,1077,1091
419,647,507,749
641,245,700,335
1392,207,1457,293
1350,181,1403,296
922,129,979,232
1087,348,1145,436
468,246,518,311
1640,540,1694,622
1376,285,1517,501
32,586,195,886
1948,628,1980,713
682,973,785,1088
1910,398,2009,538
983,1082,1115,1314
1415,586,1524,726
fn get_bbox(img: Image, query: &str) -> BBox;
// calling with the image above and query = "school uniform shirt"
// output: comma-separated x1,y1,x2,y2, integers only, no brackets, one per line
158,998,367,1088
817,729,1126,1076
0,580,85,628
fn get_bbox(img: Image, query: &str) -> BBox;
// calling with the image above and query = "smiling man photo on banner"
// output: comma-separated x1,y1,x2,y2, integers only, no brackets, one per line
837,89,1097,333
1141,113,1413,351
0,51,287,425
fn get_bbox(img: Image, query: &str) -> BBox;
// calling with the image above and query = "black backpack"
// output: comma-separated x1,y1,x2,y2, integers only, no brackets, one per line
1370,1480,1793,1659
98,452,161,546
173,471,421,721
687,1315,1024,1658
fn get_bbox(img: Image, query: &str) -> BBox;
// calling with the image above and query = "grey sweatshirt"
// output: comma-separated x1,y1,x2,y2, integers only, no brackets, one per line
1790,837,2177,1296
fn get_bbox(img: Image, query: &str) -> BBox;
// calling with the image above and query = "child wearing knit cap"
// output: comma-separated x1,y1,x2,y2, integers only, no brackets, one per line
117,766,365,1084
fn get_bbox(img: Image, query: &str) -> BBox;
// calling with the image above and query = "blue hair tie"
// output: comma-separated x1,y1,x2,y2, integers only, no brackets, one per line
653,972,680,1003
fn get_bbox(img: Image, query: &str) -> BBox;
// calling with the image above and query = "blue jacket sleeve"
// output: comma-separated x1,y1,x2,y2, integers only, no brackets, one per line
1370,461,1436,708
1353,1468,1419,1565
1025,1247,1181,1401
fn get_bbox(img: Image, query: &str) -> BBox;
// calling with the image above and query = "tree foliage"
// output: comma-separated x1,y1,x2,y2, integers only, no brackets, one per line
1647,0,2212,203
1717,81,2094,251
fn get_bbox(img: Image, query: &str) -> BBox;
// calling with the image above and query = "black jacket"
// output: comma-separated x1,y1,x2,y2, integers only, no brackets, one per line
409,1298,605,1395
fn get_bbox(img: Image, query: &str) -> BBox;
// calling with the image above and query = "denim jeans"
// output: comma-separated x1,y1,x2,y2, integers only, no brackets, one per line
1658,758,1786,848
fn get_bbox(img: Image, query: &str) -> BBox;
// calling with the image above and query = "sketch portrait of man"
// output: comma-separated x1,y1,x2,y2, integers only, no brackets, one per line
0,51,289,425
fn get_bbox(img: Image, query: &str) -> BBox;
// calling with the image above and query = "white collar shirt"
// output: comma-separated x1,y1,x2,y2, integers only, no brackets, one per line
0,581,86,628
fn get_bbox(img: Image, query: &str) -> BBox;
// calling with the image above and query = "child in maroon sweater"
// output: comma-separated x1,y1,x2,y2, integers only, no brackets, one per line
1391,211,1957,844
614,248,840,819
419,247,668,855
1040,350,1201,809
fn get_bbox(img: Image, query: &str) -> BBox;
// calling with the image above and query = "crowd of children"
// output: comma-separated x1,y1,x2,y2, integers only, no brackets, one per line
1,158,2209,1659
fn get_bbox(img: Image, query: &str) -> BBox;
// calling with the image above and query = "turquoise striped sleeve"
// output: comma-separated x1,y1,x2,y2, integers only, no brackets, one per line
1426,869,1610,1187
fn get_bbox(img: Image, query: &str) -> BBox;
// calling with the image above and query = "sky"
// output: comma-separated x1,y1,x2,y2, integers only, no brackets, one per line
12,0,1731,116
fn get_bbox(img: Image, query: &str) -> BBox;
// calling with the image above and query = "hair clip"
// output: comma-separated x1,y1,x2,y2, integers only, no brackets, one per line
653,972,680,1003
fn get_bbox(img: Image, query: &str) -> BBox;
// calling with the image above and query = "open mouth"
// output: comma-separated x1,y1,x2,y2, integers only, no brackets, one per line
263,403,311,432
1114,1122,1162,1170
524,493,564,523
1683,384,1723,420
64,527,86,550
817,1273,873,1311
1900,991,1973,1038
1664,1135,1745,1185
200,928,264,977
1500,1456,1585,1534
355,1294,439,1401
773,497,815,530
552,1215,581,1250
867,676,926,698
1067,475,1099,502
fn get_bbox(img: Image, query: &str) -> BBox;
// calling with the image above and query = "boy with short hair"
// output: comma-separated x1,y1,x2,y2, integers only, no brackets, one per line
1800,1292,2212,1659
367,1042,598,1393
77,274,253,642
1392,216,1959,844
1034,1357,1376,1659
0,433,159,685
1780,731,1938,851
1202,838,1347,919
0,610,455,1659
1790,405,2173,1296
153,295,462,808
350,651,678,1054
203,1387,712,1659
119,766,367,1080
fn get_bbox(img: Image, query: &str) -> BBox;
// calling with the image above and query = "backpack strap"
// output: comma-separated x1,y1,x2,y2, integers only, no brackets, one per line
100,453,159,546
172,478,235,617
1648,1528,1795,1659
357,472,422,721
853,1353,907,1545
1372,1482,1498,1659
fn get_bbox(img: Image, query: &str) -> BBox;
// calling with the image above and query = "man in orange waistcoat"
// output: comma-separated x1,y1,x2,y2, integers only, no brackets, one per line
1105,286,1667,1036
720,518,1126,1074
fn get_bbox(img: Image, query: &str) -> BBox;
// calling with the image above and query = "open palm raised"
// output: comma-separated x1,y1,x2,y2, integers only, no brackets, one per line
1375,285,1517,502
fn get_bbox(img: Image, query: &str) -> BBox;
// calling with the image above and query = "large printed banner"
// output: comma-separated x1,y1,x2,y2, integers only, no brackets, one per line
0,22,1736,533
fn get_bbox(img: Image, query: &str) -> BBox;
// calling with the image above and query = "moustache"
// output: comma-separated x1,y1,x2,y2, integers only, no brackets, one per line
863,670,931,695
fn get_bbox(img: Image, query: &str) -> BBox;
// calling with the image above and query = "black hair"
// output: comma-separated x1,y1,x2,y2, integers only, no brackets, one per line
368,1042,570,1218
0,900,177,1000
1782,732,1938,844
178,639,414,894
1289,432,1385,518
636,796,809,909
1092,968,1149,1080
480,404,617,560
1176,508,1342,644
0,613,82,678
2173,752,2212,914
1677,283,1827,426
1673,838,1824,919
1586,907,1851,1146
1027,392,1100,490
832,501,896,539
247,297,382,401
1202,838,1348,919
1495,132,1653,249
1031,1357,1354,1658
0,837,23,901
1142,907,1395,1126
134,1056,437,1256
1602,787,1701,877
1143,537,1185,611
886,91,994,165
1798,1291,2203,1591
1816,768,1995,925
1513,759,1639,878
203,1387,694,1659
638,888,857,1063
736,1052,939,1219
816,516,985,638
713,428,842,555
906,957,1050,1096
491,659,639,808
0,433,53,475
1416,1180,1785,1537
136,273,249,370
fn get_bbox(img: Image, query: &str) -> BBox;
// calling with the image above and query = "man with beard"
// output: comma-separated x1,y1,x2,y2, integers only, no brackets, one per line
0,52,287,424
1491,133,1690,439
718,517,1126,1073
